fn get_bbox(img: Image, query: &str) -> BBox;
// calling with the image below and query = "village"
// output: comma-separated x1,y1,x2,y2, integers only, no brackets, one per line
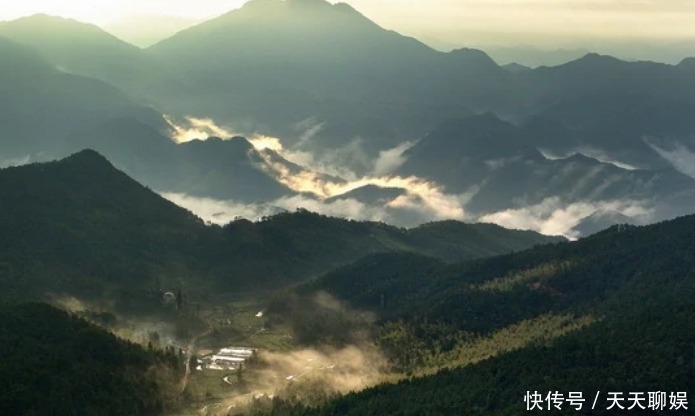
195,346,258,372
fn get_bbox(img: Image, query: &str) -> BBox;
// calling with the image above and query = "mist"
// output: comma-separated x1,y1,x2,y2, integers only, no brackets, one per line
48,294,184,348
479,197,653,239
372,141,416,176
538,147,639,171
646,139,695,179
0,155,32,169
161,115,660,238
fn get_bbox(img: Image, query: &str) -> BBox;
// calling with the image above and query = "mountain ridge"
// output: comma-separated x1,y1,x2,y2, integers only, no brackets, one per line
0,150,561,301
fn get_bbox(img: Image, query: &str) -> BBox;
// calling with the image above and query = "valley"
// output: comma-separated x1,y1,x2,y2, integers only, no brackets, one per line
0,0,693,415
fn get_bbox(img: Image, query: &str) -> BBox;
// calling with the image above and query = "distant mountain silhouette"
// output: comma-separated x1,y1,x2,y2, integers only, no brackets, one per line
67,119,293,202
0,150,560,299
398,113,695,215
2,5,695,231
501,62,531,73
0,14,177,103
145,0,507,150
0,36,166,158
571,209,636,237
514,54,695,163
326,185,406,205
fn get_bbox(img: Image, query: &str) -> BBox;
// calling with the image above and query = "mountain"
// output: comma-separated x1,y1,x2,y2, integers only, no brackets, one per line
397,113,695,217
173,136,292,201
513,54,695,166
71,117,296,202
571,209,636,237
326,185,406,205
679,57,695,69
145,0,507,151
0,149,212,299
141,2,695,158
2,4,695,237
484,45,589,67
0,36,168,159
0,14,176,103
0,38,290,202
0,302,180,415
258,214,695,415
0,150,560,302
501,62,531,73
0,14,141,66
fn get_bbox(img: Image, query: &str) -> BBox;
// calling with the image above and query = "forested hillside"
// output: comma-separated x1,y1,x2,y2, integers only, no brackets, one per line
0,150,559,303
0,303,181,415
257,215,695,415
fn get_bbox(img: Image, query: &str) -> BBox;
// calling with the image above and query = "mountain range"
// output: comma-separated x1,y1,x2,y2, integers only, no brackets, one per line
258,212,695,415
1,0,695,236
1,2,694,415
0,150,560,303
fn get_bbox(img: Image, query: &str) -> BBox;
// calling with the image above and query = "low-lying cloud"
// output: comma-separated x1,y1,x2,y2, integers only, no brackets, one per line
160,115,656,238
0,155,32,169
372,141,415,176
165,115,236,143
538,147,639,170
646,139,695,179
162,190,470,228
479,197,653,239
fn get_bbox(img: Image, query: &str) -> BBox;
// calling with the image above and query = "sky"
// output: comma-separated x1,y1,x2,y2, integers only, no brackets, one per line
1,0,695,58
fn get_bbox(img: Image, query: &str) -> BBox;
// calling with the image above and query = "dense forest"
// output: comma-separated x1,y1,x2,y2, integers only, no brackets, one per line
0,303,182,415
257,216,695,415
0,150,559,304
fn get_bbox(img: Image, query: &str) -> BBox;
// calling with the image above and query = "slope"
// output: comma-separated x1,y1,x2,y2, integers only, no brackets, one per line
0,150,560,302
397,113,695,217
0,302,181,415
0,14,177,103
0,36,167,159
255,214,695,415
146,0,506,149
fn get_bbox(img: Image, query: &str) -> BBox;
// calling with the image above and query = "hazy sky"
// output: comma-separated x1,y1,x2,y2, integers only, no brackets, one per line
2,0,695,50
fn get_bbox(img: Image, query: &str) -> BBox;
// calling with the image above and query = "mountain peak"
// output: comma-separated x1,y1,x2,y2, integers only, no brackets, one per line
62,149,115,168
0,13,137,50
207,0,375,31
236,0,353,15
449,47,499,66
5,13,104,34
242,0,333,9
678,57,695,68
569,52,623,67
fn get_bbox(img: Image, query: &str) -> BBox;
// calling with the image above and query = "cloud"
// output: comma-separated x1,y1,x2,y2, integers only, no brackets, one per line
160,115,473,227
160,115,656,238
165,114,364,180
0,155,32,169
165,115,237,143
538,147,639,170
247,135,284,152
479,197,653,239
161,192,283,224
372,141,415,176
293,117,325,147
162,184,475,228
646,139,695,179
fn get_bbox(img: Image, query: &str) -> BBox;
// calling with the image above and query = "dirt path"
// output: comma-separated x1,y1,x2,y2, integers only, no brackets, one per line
179,322,214,396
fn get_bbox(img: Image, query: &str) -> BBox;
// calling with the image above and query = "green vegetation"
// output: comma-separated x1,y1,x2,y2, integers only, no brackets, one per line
255,216,695,415
0,302,182,415
0,150,558,305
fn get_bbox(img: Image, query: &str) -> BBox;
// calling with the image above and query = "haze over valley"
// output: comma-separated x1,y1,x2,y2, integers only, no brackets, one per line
0,1,693,415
